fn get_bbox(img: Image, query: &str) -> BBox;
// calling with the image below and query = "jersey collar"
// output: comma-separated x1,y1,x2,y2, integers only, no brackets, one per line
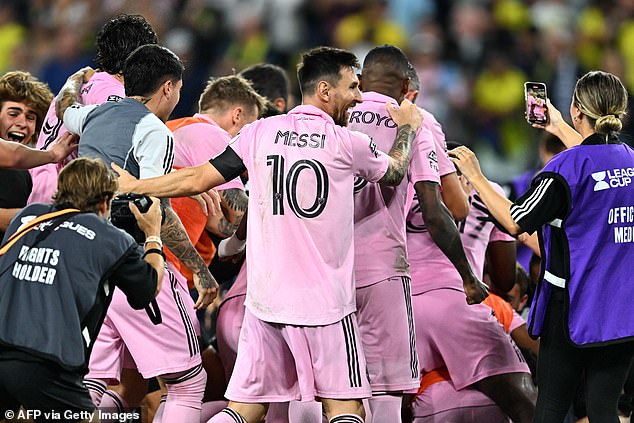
361,91,398,106
288,105,335,125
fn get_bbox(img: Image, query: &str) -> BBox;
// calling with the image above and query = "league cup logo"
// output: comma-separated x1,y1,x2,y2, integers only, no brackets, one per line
592,171,610,191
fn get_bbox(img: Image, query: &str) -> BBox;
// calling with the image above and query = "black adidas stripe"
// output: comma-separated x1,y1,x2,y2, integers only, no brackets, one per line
83,379,106,394
342,314,362,387
163,135,174,173
163,364,203,385
329,414,363,423
169,272,197,356
103,391,124,412
401,276,419,379
222,408,247,423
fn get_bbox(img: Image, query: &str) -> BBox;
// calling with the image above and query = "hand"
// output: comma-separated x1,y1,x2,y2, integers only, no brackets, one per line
531,99,563,134
130,196,162,238
48,133,79,163
463,277,489,305
193,269,219,310
190,189,221,216
111,162,138,193
387,99,423,131
449,146,484,184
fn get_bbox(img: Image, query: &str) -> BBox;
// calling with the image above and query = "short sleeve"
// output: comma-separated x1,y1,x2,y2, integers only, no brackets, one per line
510,176,567,234
408,126,440,184
134,125,174,179
63,104,98,136
349,131,389,183
509,310,526,333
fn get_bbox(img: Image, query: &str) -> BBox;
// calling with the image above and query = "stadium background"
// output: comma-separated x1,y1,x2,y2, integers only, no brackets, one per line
2,0,632,181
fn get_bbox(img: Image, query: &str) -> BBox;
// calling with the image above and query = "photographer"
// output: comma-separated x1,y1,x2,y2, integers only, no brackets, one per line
0,157,163,421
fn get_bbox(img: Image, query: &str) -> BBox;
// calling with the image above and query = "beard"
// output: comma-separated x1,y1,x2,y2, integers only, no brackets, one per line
333,108,350,127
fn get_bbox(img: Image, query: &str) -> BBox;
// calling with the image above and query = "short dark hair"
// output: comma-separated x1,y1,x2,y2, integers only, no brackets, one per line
541,133,565,156
123,44,184,97
240,63,290,104
95,14,158,75
362,44,410,79
297,46,359,96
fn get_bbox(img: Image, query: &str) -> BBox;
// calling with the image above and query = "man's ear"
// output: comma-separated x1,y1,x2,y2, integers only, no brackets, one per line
163,79,173,98
232,106,244,124
316,80,330,102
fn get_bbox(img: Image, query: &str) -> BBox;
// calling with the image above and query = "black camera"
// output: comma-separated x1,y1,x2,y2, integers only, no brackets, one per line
110,193,156,243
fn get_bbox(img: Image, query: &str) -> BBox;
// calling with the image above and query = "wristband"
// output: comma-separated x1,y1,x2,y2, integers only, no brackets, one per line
144,236,162,249
218,233,246,258
143,248,165,260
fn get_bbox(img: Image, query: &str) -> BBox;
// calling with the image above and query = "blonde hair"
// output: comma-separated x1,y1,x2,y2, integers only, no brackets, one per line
0,71,53,144
53,158,118,213
573,71,628,136
198,75,268,117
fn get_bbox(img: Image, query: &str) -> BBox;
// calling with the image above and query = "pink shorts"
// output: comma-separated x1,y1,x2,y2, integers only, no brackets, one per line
412,380,510,423
412,288,529,390
87,263,201,381
216,294,246,383
226,309,371,403
356,276,419,392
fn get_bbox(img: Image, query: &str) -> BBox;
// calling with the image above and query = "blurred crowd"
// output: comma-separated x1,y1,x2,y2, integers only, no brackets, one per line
3,0,634,180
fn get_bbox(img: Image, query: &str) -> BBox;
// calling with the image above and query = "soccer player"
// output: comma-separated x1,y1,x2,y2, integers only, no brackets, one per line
164,75,266,421
28,13,158,204
343,45,438,422
113,46,422,423
57,45,216,422
404,66,469,221
239,63,291,117
0,157,164,422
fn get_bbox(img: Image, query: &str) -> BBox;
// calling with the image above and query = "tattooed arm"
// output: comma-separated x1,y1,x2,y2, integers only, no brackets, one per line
160,198,218,309
378,124,416,186
378,99,422,186
206,188,248,238
414,181,488,304
56,67,95,120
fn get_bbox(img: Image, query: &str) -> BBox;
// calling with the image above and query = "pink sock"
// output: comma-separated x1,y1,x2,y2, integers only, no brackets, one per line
83,378,107,407
208,408,247,422
152,393,167,423
162,365,206,423
265,402,289,422
99,390,128,423
368,394,401,423
201,400,229,422
288,401,322,423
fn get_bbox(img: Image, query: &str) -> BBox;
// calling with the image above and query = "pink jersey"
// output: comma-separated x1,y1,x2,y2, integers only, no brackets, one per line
407,182,514,294
28,72,124,204
460,184,515,280
419,108,454,177
168,113,244,192
228,105,389,325
348,91,439,287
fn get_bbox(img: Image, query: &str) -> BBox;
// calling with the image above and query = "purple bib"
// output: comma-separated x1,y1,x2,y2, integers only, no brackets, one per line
528,143,634,345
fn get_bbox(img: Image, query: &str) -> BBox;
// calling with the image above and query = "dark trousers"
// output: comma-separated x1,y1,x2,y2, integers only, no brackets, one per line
0,356,94,422
534,287,634,423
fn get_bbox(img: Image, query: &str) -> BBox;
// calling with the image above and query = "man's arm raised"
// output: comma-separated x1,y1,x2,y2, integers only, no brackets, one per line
113,161,227,198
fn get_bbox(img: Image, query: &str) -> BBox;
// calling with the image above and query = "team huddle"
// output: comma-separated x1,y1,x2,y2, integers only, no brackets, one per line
5,11,632,423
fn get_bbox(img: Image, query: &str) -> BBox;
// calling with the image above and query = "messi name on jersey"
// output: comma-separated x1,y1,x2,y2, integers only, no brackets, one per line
274,130,325,149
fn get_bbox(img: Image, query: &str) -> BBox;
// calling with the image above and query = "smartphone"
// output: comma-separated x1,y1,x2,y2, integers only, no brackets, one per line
524,82,548,125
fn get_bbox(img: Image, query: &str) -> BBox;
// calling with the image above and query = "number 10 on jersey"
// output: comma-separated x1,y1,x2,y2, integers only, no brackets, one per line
266,154,329,219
